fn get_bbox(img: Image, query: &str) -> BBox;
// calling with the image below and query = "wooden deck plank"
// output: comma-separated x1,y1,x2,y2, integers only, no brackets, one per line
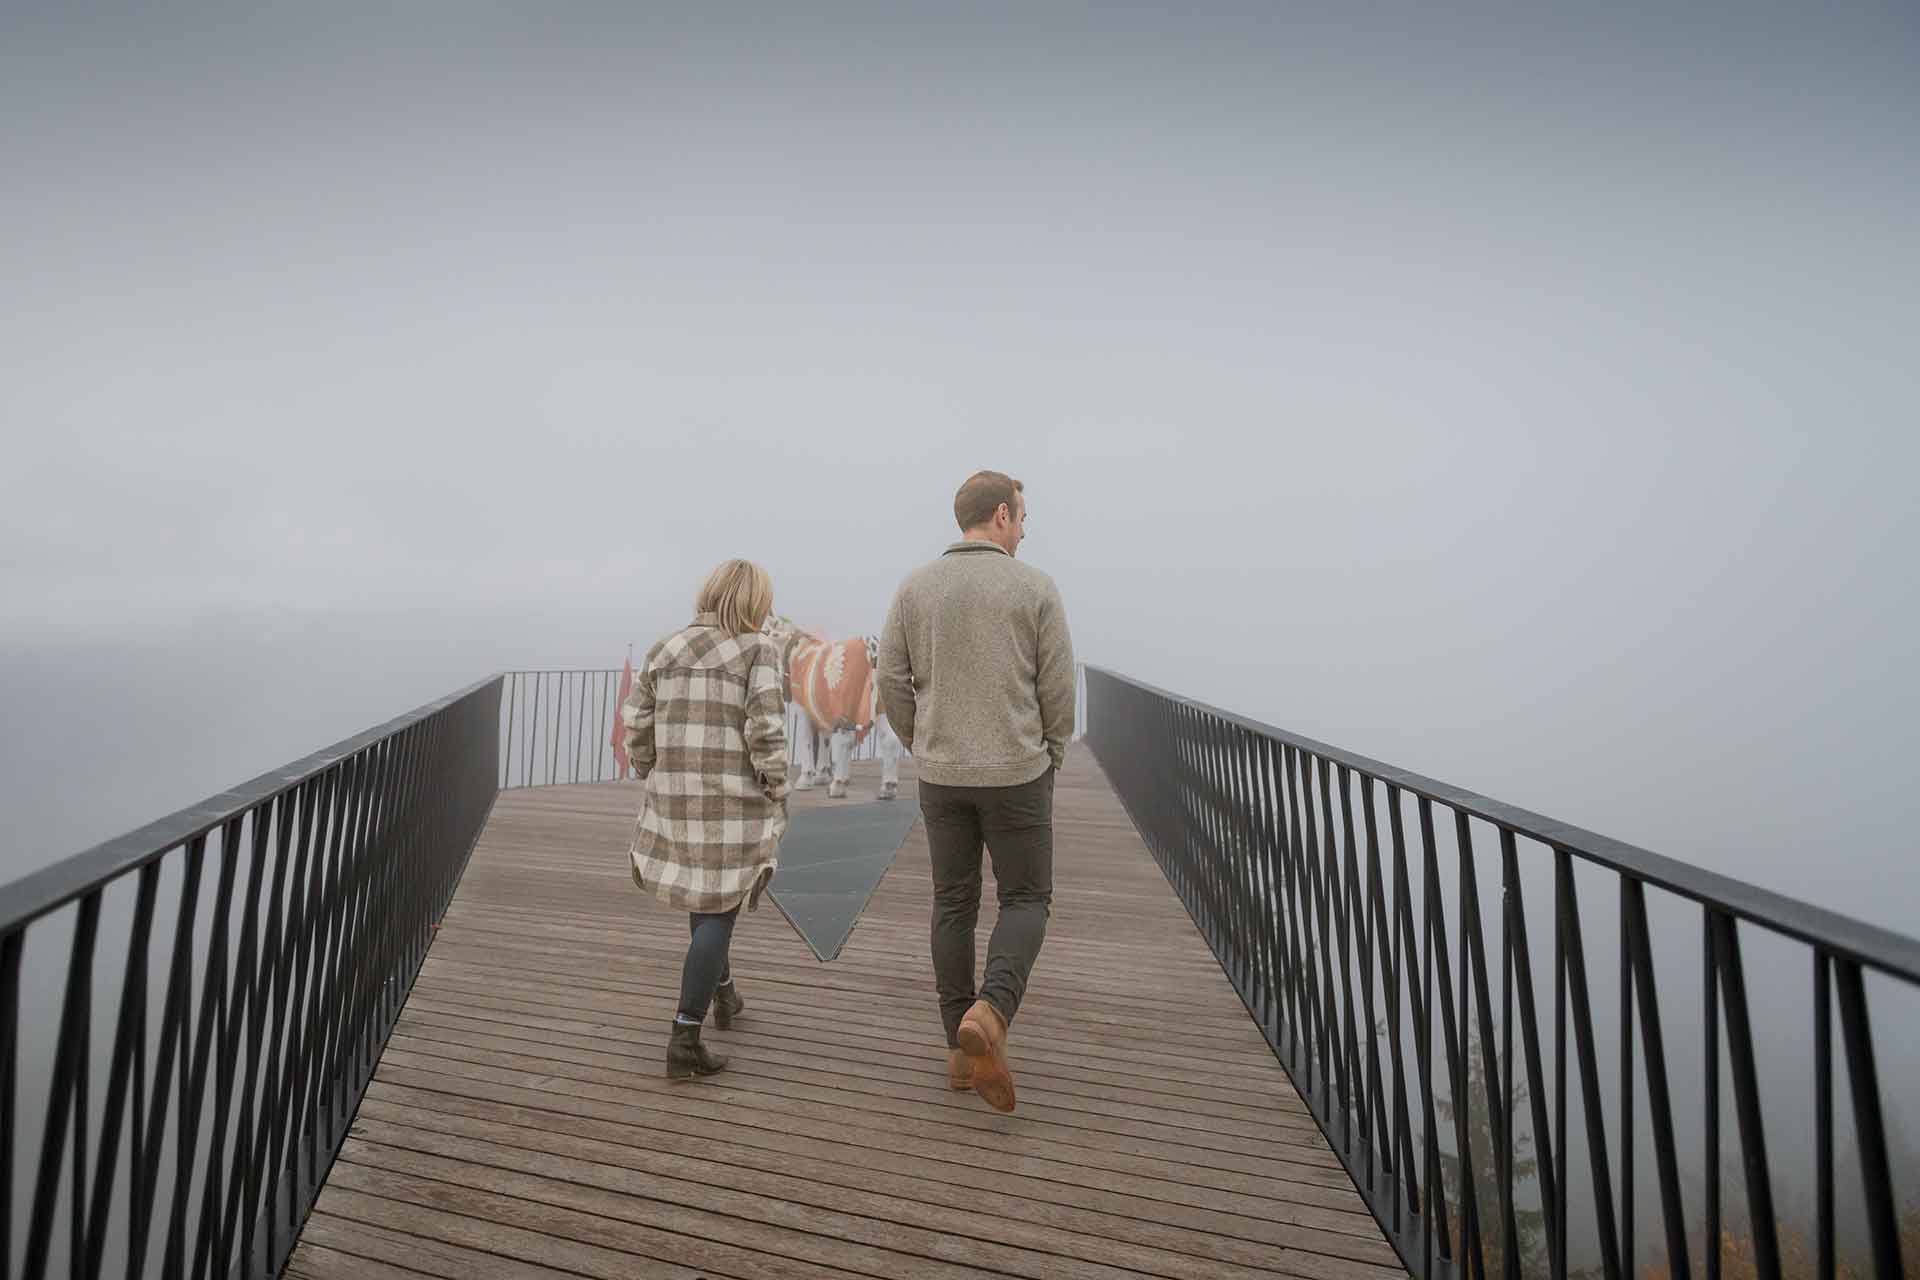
351,1093,1383,1280
366,1054,1381,1237
357,1080,1400,1274
290,1211,585,1279
282,1244,438,1279
402,966,1299,1093
370,1037,1361,1204
365,1069,1397,1262
287,755,1400,1280
344,1125,1256,1280
385,1001,1322,1143
381,1008,1328,1155
393,994,1310,1129
393,959,1305,1090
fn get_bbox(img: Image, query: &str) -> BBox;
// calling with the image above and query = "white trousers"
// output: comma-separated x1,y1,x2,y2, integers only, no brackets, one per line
787,704,819,786
829,728,854,782
874,715,902,787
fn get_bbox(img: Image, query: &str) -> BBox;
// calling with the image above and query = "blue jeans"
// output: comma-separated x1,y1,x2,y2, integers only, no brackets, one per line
677,907,738,1022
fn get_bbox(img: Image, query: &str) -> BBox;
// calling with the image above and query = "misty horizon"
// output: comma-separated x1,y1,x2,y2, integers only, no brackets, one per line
4,0,1916,947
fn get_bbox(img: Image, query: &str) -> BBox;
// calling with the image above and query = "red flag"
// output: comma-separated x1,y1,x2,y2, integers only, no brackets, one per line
611,651,634,778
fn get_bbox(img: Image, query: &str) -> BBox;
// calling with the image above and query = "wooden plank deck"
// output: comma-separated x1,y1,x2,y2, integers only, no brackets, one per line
285,754,1404,1280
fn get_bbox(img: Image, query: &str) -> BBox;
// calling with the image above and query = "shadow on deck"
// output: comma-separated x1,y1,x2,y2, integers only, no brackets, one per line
285,756,1402,1280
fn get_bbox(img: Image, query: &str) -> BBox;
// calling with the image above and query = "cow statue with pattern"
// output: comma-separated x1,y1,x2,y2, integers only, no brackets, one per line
764,616,904,800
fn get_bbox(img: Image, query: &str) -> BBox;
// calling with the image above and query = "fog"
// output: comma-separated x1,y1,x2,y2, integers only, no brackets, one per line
1,2,1916,1267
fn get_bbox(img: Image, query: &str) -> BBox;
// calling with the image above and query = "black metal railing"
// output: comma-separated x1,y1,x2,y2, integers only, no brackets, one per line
0,676,500,1279
1083,666,1917,1280
500,669,625,788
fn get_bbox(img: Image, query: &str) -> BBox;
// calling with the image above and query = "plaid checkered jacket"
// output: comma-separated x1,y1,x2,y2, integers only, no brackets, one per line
622,614,790,914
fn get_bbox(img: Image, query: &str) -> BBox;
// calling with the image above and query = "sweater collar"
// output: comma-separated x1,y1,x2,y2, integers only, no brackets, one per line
943,540,1011,559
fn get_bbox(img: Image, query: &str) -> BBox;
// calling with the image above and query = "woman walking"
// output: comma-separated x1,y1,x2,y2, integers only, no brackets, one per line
621,559,790,1078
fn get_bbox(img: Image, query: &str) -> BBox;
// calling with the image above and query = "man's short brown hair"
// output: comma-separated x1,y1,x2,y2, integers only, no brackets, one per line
954,470,1024,532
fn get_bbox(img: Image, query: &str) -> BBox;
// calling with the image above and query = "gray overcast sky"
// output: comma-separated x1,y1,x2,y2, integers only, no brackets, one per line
2,4,1916,929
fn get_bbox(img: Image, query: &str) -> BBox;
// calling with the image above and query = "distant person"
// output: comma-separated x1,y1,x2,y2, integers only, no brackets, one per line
827,714,856,798
622,559,790,1079
786,699,820,790
873,710,904,800
878,470,1075,1111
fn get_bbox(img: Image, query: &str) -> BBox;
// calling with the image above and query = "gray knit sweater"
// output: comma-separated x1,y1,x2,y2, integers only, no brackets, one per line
877,540,1076,788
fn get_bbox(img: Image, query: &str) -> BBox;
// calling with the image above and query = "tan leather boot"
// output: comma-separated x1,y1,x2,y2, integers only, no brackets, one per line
955,999,1015,1112
947,1048,975,1091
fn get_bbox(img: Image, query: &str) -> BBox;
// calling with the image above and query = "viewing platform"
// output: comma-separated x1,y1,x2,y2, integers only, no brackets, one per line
5,666,1914,1279
286,756,1404,1280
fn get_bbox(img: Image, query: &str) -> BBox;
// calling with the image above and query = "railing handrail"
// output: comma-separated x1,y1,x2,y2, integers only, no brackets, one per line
0,672,503,939
1086,665,1914,1279
1086,663,1920,985
4,672,501,1279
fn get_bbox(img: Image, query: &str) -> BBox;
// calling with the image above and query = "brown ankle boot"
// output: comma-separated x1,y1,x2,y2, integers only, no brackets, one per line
712,981,745,1030
947,1047,975,1091
955,999,1015,1112
666,1021,728,1079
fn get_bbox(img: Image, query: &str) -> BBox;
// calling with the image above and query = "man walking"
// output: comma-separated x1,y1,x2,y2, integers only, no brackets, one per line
878,470,1075,1112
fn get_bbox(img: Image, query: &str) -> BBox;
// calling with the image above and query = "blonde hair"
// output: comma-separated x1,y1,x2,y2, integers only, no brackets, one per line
954,470,1024,532
695,559,774,635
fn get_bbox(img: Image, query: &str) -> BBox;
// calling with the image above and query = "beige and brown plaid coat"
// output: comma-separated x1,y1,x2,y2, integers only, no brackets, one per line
622,614,790,914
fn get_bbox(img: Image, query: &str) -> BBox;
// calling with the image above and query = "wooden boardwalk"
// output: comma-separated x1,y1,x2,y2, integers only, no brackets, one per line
285,755,1404,1280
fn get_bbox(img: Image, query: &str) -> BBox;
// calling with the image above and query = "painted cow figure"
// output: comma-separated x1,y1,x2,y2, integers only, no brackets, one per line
766,617,902,799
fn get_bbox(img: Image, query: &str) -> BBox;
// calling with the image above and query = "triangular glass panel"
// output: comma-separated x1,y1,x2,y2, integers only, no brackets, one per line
768,800,919,961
